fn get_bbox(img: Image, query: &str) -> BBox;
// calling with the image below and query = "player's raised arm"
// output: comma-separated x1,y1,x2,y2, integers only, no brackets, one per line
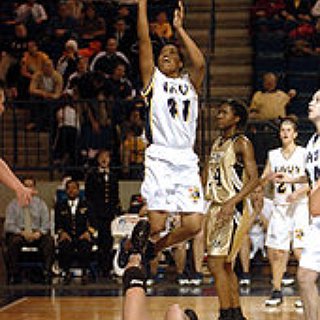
138,0,154,89
173,1,205,92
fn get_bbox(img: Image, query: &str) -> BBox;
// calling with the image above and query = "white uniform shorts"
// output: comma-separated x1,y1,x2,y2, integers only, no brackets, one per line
265,201,309,250
141,145,204,213
300,217,320,272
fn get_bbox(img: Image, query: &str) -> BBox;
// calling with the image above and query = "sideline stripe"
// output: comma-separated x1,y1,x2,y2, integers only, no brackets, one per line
0,297,28,312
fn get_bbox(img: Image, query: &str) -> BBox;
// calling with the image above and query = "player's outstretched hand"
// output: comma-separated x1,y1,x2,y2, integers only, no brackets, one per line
16,186,35,207
173,1,184,29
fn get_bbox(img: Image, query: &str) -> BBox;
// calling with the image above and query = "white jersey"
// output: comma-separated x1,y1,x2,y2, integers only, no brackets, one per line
305,133,320,189
141,67,198,149
268,146,307,205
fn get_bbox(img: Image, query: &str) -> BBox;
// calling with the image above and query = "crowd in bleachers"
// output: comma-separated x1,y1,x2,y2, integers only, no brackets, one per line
250,0,320,116
0,0,179,176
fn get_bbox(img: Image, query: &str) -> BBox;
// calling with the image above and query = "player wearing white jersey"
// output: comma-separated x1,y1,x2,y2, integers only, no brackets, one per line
136,0,205,262
262,117,309,307
296,90,320,320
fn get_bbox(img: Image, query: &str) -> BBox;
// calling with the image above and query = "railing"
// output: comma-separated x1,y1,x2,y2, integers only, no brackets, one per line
0,97,315,180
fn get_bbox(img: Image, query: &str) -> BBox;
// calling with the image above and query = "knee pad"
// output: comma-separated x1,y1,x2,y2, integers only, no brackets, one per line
123,266,146,295
184,308,199,320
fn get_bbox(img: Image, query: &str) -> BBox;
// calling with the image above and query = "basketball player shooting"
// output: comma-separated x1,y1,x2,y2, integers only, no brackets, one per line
114,0,206,275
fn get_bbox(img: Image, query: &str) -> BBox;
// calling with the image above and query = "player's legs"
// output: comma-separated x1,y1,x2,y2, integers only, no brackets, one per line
192,221,205,274
207,256,232,309
153,212,203,255
226,262,241,308
174,242,187,275
297,267,320,320
123,255,150,320
239,234,250,274
268,247,289,290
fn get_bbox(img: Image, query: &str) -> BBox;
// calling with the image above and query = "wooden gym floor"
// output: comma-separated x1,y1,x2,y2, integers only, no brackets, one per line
0,295,309,320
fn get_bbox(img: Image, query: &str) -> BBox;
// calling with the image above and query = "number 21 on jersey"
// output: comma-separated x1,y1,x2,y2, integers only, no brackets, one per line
167,98,191,121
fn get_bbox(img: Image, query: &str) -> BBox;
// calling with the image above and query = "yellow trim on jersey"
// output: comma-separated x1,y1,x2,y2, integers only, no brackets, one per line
141,68,156,97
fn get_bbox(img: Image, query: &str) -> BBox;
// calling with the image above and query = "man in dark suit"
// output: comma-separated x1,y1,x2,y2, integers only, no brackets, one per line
85,149,121,277
55,179,95,285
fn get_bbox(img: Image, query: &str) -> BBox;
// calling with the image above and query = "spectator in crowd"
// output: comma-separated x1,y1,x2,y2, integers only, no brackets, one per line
4,176,54,284
117,4,136,32
153,10,173,40
90,37,130,76
2,23,29,100
20,40,49,100
281,0,313,31
312,0,320,17
85,149,121,277
15,0,48,36
55,179,95,285
121,126,146,179
109,18,135,57
105,62,134,101
77,4,106,44
56,39,80,87
103,62,135,138
64,56,88,99
121,108,145,179
249,72,296,120
66,0,84,20
238,185,272,286
53,96,79,167
29,58,63,131
250,0,286,33
47,2,78,62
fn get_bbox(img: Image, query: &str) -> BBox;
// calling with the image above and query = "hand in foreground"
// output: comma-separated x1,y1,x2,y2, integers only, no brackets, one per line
16,186,36,207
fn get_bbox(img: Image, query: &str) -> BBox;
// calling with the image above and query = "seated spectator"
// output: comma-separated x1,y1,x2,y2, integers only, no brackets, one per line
53,97,79,167
4,176,54,284
153,10,173,40
77,4,106,45
20,40,49,99
15,0,48,36
85,149,121,277
90,37,130,76
57,39,80,87
238,185,272,286
29,58,63,130
47,2,78,62
249,72,296,120
55,179,95,285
